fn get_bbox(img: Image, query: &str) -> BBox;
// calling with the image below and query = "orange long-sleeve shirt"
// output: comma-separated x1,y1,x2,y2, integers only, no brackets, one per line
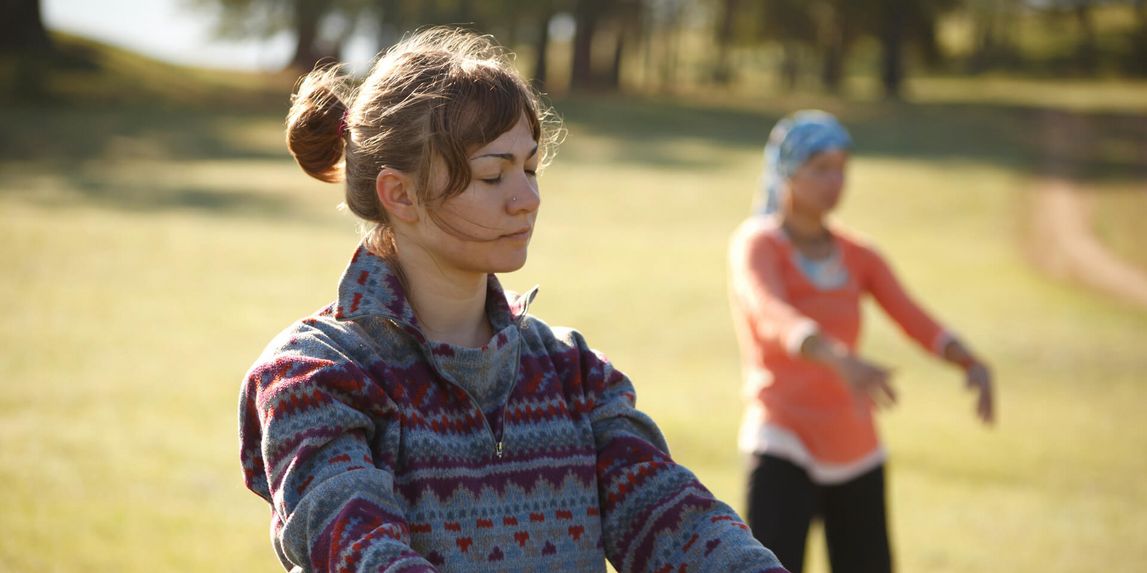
728,216,950,481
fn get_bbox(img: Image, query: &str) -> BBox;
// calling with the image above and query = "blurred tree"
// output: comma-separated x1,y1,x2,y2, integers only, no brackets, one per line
571,0,607,90
1030,0,1104,75
0,0,53,54
814,0,863,93
605,0,643,90
760,0,818,91
1,0,55,102
194,0,367,70
868,0,959,98
968,0,1022,72
1130,0,1147,74
712,0,739,85
290,0,339,69
1069,0,1100,74
567,0,642,92
649,0,687,93
530,0,557,88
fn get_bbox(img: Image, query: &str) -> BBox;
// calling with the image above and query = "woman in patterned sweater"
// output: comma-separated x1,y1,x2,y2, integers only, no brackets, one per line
727,110,995,573
239,28,787,573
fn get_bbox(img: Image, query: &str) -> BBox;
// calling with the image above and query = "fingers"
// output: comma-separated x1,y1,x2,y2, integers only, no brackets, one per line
977,381,995,425
869,365,896,408
857,370,896,412
966,366,995,425
876,377,898,408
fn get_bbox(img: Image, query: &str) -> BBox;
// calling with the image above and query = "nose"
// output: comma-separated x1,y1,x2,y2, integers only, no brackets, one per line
507,172,541,214
824,170,845,191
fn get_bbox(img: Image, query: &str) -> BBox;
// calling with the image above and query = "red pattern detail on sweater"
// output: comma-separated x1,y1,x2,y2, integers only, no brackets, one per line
682,533,699,552
455,537,472,552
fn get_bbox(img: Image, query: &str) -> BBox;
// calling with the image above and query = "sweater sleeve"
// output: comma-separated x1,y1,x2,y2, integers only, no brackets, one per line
860,246,951,356
729,226,820,356
571,334,788,573
239,326,436,573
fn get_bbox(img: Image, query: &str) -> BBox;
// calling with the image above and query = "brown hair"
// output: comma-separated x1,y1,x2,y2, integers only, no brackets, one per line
285,27,562,255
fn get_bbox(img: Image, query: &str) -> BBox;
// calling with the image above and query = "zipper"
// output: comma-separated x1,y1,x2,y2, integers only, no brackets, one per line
387,318,523,460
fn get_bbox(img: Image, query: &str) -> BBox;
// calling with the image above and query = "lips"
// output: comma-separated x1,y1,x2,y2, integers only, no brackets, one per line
501,227,532,240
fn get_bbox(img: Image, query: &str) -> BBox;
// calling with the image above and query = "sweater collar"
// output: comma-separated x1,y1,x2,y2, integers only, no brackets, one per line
333,243,537,335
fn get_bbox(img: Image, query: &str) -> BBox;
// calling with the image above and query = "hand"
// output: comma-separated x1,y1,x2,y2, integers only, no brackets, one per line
964,361,995,425
832,354,896,413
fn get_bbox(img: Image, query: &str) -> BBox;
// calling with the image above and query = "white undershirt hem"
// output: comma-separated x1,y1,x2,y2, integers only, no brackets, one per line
739,419,886,485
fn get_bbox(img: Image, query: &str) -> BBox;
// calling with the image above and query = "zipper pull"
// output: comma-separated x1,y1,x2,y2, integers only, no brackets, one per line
495,441,505,459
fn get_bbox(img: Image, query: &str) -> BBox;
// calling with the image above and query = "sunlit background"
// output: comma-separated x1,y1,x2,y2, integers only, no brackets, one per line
2,0,1146,571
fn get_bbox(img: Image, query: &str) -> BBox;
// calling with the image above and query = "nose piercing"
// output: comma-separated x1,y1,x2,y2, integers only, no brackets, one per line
511,195,518,202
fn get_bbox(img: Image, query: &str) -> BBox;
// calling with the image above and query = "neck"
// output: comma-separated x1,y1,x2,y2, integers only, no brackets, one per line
392,236,492,348
780,209,829,242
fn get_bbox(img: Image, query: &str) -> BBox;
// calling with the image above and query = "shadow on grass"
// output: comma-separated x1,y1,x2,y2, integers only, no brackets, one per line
2,92,1143,223
554,95,1147,185
0,106,286,165
0,103,324,222
0,171,330,225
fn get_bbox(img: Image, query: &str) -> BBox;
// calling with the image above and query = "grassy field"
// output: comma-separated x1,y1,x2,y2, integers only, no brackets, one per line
2,42,1146,572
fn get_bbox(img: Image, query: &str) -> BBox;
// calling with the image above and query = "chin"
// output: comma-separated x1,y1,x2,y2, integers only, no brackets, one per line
487,252,529,274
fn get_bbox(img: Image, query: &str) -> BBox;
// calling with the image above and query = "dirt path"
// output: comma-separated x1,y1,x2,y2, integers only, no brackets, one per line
1028,110,1147,308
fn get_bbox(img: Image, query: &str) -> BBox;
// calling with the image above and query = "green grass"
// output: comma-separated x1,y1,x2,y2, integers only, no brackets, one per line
2,39,1147,573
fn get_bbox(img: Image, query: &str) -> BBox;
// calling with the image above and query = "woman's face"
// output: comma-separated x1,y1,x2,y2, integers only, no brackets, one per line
786,149,848,217
414,115,541,275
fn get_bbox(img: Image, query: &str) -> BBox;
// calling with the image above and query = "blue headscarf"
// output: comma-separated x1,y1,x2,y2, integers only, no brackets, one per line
758,110,852,215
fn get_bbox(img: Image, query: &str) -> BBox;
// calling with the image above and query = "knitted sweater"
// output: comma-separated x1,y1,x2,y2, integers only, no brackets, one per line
239,243,788,573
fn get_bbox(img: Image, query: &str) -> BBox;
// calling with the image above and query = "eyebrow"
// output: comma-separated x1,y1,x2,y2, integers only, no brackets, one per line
470,144,539,162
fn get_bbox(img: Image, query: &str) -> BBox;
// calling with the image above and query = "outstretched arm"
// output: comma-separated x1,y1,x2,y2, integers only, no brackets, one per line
569,333,787,573
862,247,994,424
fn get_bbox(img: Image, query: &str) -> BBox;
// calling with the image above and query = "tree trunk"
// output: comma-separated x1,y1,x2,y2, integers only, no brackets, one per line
0,0,53,54
607,26,624,90
658,2,682,94
780,43,799,92
532,2,554,89
820,6,846,93
1074,2,1097,75
571,0,604,91
970,2,996,72
606,1,640,91
878,0,905,100
713,0,738,85
1125,0,1147,75
289,0,331,71
1,0,55,101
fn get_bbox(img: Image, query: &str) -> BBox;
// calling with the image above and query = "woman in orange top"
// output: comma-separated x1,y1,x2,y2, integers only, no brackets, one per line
728,110,994,573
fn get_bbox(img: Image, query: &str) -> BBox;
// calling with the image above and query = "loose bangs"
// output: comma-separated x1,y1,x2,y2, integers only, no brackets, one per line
426,62,541,204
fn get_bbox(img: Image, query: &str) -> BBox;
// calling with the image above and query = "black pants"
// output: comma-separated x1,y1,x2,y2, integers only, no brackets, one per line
746,454,892,573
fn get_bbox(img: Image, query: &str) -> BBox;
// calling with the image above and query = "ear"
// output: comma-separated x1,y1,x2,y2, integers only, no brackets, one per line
376,168,419,223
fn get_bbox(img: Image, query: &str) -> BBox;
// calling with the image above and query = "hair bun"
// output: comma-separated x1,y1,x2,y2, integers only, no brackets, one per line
286,66,351,183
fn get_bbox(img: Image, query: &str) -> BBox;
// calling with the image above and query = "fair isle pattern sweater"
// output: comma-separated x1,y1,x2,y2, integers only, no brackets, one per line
239,244,787,573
